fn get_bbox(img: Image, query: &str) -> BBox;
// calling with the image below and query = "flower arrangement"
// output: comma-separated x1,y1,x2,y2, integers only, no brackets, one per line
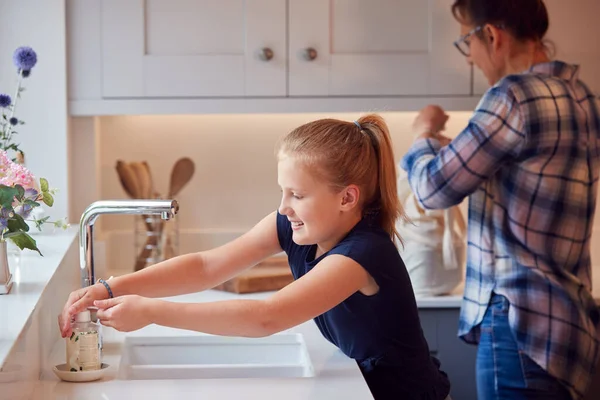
0,46,38,160
0,150,67,255
0,46,67,256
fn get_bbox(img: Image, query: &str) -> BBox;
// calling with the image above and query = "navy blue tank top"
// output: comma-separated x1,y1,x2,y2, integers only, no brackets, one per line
276,212,450,399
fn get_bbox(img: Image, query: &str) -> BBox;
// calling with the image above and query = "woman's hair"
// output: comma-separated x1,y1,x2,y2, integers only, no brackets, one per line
276,114,405,245
452,0,549,43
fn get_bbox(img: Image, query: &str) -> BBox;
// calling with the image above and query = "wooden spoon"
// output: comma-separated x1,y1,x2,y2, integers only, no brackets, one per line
128,161,158,271
115,160,140,199
129,161,151,199
161,158,195,259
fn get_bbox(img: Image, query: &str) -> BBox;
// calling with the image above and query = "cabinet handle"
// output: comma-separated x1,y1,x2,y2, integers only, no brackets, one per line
302,47,318,61
258,47,274,61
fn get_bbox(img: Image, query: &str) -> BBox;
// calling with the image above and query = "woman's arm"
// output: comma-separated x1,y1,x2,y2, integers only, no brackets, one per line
401,87,526,210
95,254,371,337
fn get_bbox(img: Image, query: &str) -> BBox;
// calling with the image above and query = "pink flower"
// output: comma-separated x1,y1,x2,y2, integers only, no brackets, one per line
0,150,35,188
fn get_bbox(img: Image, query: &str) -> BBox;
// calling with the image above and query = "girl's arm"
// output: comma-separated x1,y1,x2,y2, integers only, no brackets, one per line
109,211,283,298
62,211,282,337
141,254,371,337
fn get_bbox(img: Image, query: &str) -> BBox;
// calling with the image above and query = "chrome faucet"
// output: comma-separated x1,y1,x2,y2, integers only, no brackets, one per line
78,200,179,288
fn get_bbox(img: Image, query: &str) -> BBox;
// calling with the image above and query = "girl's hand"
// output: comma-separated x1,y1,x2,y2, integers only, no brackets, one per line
58,283,110,338
413,105,450,139
94,295,154,332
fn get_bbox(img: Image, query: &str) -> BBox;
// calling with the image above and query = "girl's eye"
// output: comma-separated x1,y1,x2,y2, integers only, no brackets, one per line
293,194,303,200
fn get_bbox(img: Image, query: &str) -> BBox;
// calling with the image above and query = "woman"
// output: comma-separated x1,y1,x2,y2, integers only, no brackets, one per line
401,0,600,399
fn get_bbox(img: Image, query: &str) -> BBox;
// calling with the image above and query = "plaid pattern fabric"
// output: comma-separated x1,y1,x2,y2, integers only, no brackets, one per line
401,61,600,399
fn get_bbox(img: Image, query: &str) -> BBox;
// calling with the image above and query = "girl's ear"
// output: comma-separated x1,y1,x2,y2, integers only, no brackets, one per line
341,185,360,210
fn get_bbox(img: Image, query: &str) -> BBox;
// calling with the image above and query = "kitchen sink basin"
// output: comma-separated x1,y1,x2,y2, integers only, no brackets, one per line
117,333,314,380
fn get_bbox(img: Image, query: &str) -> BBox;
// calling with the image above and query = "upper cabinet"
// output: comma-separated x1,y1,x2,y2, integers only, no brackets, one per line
288,0,470,97
474,0,600,96
101,0,286,98
68,0,471,108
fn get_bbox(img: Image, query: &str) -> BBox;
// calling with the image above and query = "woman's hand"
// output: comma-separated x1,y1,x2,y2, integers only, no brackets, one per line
58,283,110,338
94,295,155,332
413,105,450,139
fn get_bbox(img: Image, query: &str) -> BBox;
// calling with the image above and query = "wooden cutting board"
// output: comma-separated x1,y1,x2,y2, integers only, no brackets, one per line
213,255,293,294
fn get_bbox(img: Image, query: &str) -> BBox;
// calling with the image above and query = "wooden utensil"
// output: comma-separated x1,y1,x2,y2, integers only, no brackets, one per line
160,158,195,259
128,161,160,271
115,160,140,199
129,161,151,199
116,160,156,270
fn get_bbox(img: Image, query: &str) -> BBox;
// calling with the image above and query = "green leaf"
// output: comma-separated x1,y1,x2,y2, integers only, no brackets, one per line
8,232,42,256
75,335,79,342
40,178,49,193
34,216,50,231
70,368,77,372
43,192,54,207
0,185,18,207
24,199,40,207
70,332,75,340
15,185,24,201
7,214,29,232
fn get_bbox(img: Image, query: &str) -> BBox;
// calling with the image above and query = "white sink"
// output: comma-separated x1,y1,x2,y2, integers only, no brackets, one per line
117,333,315,380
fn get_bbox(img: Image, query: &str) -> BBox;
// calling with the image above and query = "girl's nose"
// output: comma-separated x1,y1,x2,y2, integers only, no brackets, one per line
278,197,290,216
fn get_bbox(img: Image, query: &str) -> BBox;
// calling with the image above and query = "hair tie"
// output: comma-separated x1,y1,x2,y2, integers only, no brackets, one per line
354,120,362,130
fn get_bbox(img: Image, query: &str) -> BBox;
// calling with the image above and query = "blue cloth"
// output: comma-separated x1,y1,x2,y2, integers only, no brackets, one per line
276,212,450,399
477,294,572,400
401,60,600,399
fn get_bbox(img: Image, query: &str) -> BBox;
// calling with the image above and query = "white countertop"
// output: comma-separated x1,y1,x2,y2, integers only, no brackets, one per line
0,228,78,368
34,290,374,400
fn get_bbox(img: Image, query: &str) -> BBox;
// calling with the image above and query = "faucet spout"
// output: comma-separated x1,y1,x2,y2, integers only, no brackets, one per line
79,199,179,288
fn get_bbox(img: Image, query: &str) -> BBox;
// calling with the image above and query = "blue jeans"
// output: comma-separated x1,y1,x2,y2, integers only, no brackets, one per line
476,293,572,400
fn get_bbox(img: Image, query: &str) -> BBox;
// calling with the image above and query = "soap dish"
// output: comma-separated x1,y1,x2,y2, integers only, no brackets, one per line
52,363,110,382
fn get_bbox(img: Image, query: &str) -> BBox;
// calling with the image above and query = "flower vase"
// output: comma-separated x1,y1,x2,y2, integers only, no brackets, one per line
0,241,14,295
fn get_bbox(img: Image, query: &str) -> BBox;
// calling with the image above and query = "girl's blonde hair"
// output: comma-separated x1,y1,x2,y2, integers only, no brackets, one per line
276,114,405,245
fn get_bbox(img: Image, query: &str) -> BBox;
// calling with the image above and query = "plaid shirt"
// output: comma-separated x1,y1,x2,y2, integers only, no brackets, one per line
401,61,600,399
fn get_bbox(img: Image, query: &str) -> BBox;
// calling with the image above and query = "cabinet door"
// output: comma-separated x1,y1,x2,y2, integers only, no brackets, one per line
474,0,600,96
101,0,286,98
288,0,470,97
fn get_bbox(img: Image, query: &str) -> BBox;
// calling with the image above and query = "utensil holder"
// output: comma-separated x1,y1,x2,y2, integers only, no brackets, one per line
133,215,179,270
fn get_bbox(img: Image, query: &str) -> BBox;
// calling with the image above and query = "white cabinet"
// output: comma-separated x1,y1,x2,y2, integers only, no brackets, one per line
474,0,600,96
101,0,286,98
288,0,471,96
67,0,481,114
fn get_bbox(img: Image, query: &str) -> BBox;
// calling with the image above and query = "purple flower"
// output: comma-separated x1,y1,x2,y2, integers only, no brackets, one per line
24,188,38,201
9,117,18,126
13,47,37,71
14,203,33,219
0,208,12,231
0,94,11,108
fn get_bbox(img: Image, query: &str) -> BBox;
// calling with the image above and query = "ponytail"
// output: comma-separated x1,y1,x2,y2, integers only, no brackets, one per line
357,115,405,245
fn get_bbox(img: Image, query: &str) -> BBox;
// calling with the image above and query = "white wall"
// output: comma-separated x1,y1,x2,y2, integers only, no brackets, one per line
0,0,69,221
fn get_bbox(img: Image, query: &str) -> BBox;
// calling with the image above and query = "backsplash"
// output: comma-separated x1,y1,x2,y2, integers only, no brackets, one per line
68,112,600,276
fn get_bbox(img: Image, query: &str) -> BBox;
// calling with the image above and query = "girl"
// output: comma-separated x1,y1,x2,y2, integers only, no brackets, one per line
402,0,600,399
59,115,451,399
